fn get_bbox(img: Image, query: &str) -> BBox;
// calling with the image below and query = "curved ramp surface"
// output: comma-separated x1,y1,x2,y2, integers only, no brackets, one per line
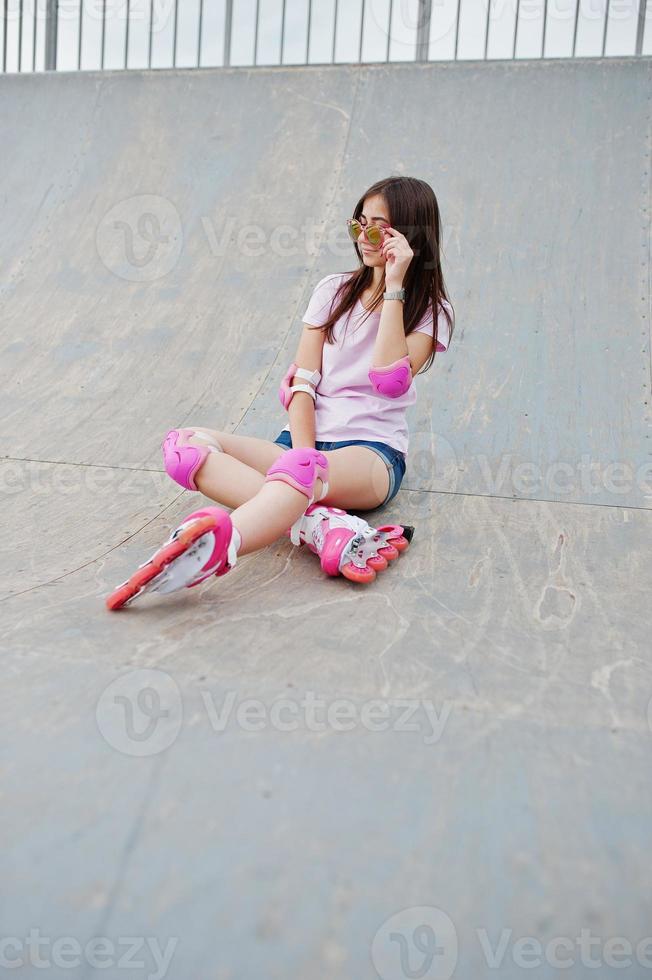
1,58,651,979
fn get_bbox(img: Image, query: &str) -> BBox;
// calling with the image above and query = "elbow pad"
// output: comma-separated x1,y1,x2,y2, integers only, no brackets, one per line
279,361,322,410
368,355,412,398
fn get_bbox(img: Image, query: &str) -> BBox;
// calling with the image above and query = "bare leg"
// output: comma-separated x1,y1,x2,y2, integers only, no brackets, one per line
184,429,390,513
195,453,267,509
175,429,389,559
175,429,323,556
229,478,324,557
181,429,287,509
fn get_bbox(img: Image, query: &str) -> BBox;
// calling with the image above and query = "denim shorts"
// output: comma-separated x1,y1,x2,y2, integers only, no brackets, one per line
273,430,406,507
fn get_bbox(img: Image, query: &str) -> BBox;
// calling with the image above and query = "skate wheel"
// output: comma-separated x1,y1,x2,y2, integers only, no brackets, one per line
341,561,376,584
388,535,409,552
105,515,218,610
376,525,409,552
378,544,400,561
367,554,389,571
105,581,139,611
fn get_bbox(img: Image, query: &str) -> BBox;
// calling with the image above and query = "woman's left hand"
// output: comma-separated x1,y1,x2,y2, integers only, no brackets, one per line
381,227,414,286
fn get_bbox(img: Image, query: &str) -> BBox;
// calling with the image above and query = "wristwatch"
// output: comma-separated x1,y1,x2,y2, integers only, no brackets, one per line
383,288,406,302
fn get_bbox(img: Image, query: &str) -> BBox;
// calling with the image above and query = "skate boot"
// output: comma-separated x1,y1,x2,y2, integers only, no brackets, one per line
105,506,241,610
285,504,410,583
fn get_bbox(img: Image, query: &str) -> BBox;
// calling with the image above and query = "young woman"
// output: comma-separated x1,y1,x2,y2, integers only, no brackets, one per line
105,176,454,610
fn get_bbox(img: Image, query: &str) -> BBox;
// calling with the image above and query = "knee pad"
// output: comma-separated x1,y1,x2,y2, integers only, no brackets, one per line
265,446,329,506
162,428,223,491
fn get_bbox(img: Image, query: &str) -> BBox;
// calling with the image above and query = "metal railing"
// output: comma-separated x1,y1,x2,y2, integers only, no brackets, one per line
1,0,649,74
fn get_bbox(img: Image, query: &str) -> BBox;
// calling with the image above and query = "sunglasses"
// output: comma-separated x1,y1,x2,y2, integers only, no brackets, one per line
346,217,385,248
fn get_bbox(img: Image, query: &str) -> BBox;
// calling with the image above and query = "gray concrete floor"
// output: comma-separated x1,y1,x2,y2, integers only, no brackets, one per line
1,57,651,979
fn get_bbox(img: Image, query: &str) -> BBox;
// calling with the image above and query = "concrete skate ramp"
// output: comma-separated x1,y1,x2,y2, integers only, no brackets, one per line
1,58,651,977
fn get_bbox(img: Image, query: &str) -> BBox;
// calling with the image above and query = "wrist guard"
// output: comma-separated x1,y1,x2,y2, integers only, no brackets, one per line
368,355,412,398
279,361,322,410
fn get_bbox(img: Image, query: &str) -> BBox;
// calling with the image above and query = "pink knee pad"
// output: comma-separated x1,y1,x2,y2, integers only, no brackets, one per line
265,446,329,506
162,428,222,491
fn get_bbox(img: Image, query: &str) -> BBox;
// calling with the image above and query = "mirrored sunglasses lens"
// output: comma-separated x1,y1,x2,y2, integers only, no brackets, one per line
366,226,382,246
347,220,361,241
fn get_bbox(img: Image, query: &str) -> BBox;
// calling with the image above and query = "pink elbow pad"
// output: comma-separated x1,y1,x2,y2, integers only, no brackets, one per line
368,355,412,398
279,361,321,410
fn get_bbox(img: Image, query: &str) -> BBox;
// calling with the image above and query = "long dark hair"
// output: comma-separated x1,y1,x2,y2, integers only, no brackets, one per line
316,176,455,374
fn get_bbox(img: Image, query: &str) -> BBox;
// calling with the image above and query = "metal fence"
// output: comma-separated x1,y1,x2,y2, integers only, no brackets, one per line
1,0,649,74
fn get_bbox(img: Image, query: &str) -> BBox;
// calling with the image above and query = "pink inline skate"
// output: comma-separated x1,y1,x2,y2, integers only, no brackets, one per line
105,506,241,610
285,503,411,584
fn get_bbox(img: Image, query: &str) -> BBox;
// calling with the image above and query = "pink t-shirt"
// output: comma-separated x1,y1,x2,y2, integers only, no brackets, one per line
281,272,451,457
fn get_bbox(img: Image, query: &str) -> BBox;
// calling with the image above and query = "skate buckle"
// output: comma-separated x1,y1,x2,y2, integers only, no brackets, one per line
349,533,369,569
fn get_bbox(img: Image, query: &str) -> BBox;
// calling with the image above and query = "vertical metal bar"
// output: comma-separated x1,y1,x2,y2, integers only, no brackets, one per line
100,0,106,68
78,0,84,68
172,0,178,66
541,0,547,56
33,0,38,70
635,0,645,54
600,0,609,55
148,0,153,67
454,0,462,59
331,0,338,62
306,0,312,63
254,0,260,64
18,0,23,70
197,0,204,65
415,0,431,61
571,0,580,56
44,0,58,69
224,0,233,65
511,0,520,57
280,0,286,63
124,0,131,67
484,0,491,59
385,0,392,60
3,0,7,71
